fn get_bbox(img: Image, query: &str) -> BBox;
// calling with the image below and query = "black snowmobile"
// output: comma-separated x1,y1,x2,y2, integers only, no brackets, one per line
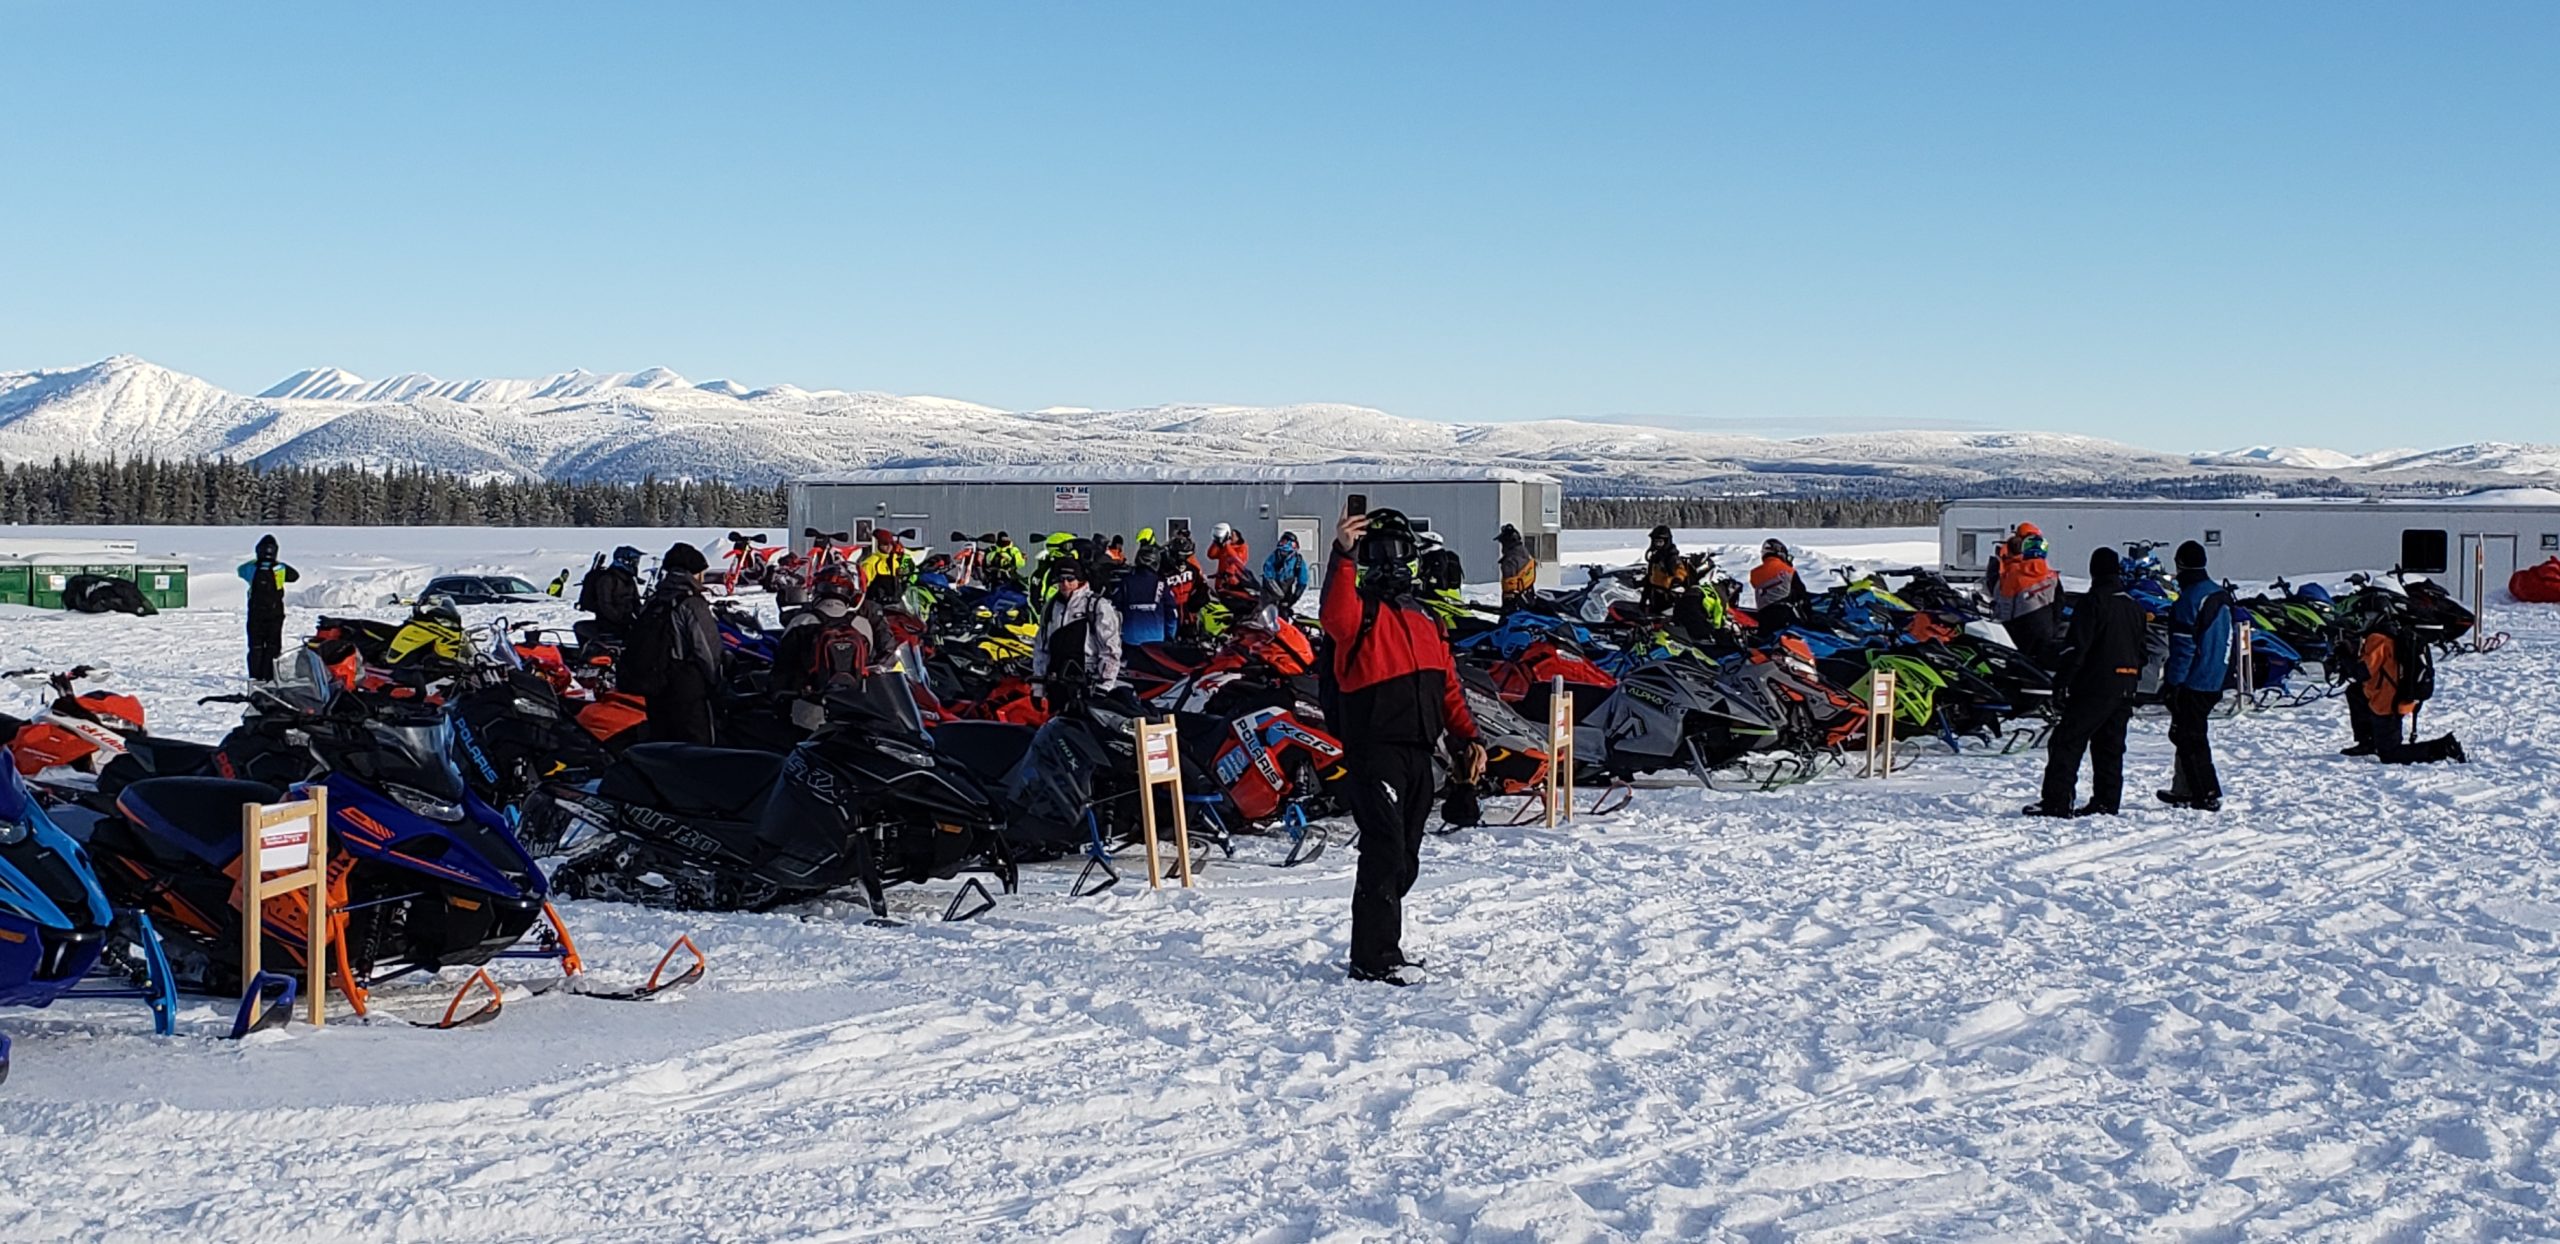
532,676,1015,922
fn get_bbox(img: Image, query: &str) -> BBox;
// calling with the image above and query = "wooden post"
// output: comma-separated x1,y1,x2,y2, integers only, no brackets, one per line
2237,619,2256,707
240,787,330,1028
1865,669,1898,778
1132,716,1194,888
2475,542,2489,652
1545,672,1573,827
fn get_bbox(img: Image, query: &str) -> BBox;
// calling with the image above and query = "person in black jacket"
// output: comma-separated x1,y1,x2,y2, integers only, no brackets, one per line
1320,508,1484,986
2028,546,2148,817
574,545,644,649
633,543,723,745
239,533,299,680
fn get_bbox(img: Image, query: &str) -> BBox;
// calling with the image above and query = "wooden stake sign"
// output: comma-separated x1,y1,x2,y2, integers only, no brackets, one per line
1132,716,1194,888
1864,669,1898,778
240,788,330,1028
1545,672,1574,827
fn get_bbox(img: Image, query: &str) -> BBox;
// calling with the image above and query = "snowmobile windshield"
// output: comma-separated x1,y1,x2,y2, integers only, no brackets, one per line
825,675,928,742
330,714,469,810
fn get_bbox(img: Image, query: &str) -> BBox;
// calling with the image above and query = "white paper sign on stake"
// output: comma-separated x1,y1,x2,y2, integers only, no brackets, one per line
259,820,311,872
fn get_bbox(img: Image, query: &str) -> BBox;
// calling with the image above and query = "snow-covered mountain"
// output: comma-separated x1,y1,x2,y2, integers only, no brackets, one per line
3,355,2552,496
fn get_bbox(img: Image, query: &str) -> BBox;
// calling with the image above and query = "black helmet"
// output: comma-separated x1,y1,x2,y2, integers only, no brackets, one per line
1357,508,1419,569
1499,523,1521,542
1762,538,1789,559
1649,525,1673,542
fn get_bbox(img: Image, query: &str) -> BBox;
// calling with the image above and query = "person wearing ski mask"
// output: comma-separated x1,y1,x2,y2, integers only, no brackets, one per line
1321,507,1483,986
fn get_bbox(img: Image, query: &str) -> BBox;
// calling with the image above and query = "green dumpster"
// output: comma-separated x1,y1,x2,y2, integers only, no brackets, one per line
0,561,28,606
136,561,188,610
27,562,77,609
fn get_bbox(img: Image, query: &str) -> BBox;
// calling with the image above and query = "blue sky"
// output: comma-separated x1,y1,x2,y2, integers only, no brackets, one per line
1,2,2551,452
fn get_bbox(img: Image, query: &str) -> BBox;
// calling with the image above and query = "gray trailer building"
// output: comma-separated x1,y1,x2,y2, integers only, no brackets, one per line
1940,496,2560,608
791,466,1565,584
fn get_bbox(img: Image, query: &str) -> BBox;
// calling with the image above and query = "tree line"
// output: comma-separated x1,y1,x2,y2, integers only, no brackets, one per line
0,457,788,527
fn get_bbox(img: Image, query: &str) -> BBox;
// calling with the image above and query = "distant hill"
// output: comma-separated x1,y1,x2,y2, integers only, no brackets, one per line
4,355,2551,498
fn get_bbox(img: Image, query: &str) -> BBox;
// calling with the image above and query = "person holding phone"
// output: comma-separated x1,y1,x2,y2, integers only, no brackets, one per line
1321,504,1485,986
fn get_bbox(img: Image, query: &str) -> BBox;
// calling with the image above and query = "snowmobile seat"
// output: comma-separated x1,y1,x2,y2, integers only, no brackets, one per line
114,776,285,868
601,743,782,821
929,720,1038,787
94,737,225,800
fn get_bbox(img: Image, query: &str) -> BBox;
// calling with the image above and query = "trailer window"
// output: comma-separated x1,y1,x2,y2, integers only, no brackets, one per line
2401,529,2449,575
2544,533,2558,551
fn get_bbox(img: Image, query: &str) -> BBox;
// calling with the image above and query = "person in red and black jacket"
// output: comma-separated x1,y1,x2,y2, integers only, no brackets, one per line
1321,508,1484,986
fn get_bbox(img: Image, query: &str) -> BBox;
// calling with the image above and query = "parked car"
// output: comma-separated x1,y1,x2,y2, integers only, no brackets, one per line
421,574,550,605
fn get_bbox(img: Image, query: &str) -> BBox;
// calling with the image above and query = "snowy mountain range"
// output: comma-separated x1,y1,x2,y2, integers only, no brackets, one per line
2,354,2553,497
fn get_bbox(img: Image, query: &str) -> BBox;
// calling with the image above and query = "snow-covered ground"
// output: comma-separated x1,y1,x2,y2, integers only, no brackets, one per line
5,525,2560,1241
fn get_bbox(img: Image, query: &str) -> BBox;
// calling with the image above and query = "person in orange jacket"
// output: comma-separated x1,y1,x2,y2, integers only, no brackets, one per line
1991,523,2062,661
2348,624,2465,764
1209,522,1253,592
1749,539,1808,631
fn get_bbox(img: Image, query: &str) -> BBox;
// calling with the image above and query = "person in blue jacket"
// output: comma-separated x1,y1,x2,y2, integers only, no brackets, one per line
2160,539,2233,811
1262,531,1309,609
1111,546,1178,647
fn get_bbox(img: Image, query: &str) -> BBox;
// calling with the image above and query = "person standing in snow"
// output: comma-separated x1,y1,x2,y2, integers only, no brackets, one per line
1322,507,1483,986
238,534,298,681
1748,539,1809,632
575,545,644,649
2028,547,2146,817
1031,557,1123,717
1990,524,2063,664
624,542,724,746
1497,524,1536,609
1262,531,1309,609
2158,540,2232,811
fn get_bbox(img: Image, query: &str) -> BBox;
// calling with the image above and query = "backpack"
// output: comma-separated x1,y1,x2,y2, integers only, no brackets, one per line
619,595,678,696
807,619,872,689
2389,621,2436,705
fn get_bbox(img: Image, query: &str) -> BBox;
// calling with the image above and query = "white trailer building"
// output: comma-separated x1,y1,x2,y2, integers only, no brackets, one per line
789,466,1566,584
1939,496,2560,607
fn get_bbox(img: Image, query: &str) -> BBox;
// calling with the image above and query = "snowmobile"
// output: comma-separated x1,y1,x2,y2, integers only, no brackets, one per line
83,674,562,1021
1451,668,1559,823
0,752,182,1081
1576,656,1782,786
535,676,1015,923
3,666,148,780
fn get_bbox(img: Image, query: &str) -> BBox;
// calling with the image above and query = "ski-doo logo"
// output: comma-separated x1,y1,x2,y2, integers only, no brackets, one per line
783,748,846,810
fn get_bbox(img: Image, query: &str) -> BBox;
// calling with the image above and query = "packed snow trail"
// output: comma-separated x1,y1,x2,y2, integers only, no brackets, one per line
4,527,2558,1240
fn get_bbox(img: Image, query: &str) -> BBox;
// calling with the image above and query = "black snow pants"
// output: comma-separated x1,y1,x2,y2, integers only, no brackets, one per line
247,603,285,681
2041,689,2132,813
645,664,718,746
2165,687,2222,801
1344,742,1436,974
2354,708,2460,765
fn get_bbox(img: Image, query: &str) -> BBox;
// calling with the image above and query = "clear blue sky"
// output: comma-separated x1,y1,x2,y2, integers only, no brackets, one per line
2,3,2552,452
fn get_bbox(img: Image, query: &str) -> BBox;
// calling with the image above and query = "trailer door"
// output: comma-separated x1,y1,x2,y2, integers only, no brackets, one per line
1950,527,2007,574
2458,533,2519,609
